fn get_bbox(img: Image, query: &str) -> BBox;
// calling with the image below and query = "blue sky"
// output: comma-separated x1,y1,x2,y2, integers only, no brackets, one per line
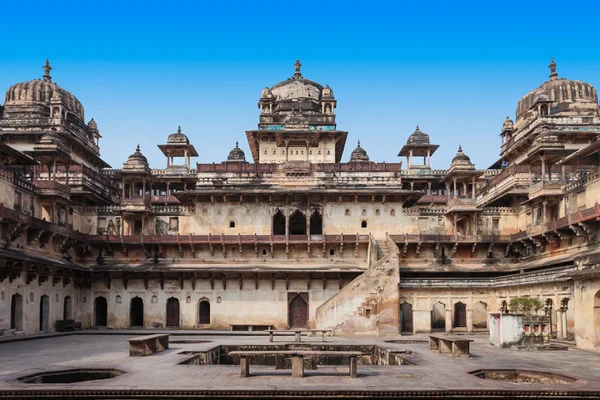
1,0,599,169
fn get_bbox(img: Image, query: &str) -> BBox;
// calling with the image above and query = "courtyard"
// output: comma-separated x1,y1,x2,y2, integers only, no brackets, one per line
0,331,599,398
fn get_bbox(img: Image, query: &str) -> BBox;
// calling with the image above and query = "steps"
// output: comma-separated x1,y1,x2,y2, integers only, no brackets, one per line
376,239,390,260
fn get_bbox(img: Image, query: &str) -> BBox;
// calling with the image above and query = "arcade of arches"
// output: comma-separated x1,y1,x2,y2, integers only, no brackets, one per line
272,210,323,235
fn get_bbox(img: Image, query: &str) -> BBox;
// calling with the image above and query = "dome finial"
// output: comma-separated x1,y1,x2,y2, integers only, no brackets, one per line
293,59,303,79
177,126,181,133
136,144,140,152
458,145,462,152
549,57,558,80
416,124,419,130
357,140,361,147
42,59,52,82
235,141,239,148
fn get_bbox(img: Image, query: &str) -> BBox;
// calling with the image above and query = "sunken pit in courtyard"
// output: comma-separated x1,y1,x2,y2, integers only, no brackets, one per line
470,369,578,385
19,369,125,384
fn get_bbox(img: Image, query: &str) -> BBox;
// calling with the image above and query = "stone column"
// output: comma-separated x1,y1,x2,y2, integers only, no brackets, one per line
408,149,413,169
471,177,476,199
556,310,563,339
445,309,452,333
427,149,431,167
541,156,546,187
466,308,473,333
561,310,568,339
453,178,457,199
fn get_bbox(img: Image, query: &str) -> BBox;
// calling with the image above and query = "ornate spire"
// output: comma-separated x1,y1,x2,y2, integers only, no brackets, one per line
235,141,239,147
42,59,52,82
136,144,141,152
177,126,181,133
357,140,361,147
293,59,303,79
549,57,558,80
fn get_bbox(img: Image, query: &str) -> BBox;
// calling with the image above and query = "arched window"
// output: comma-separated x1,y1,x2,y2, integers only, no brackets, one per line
345,209,350,216
273,210,286,235
310,210,323,235
229,221,235,228
390,209,396,216
375,209,380,216
199,300,211,325
362,209,367,216
361,220,367,228
289,210,306,235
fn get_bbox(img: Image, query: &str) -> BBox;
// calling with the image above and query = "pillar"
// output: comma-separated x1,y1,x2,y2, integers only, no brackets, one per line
453,178,457,199
445,309,452,333
427,182,432,195
556,310,563,339
285,214,290,236
541,156,546,186
427,149,431,167
285,140,289,162
408,149,413,169
466,308,473,333
561,310,568,339
471,177,476,199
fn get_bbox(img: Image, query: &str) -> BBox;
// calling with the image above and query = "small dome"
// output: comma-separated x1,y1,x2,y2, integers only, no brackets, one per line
502,116,514,131
350,140,369,162
88,118,98,132
227,141,246,162
261,87,273,98
406,125,430,145
167,126,189,144
452,145,470,163
322,84,334,99
123,145,149,170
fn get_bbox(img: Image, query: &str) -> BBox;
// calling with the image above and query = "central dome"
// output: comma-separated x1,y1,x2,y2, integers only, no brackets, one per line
515,59,598,120
266,60,325,102
3,60,85,120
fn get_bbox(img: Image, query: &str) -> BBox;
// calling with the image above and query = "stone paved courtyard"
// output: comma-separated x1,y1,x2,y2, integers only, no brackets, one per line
0,331,599,397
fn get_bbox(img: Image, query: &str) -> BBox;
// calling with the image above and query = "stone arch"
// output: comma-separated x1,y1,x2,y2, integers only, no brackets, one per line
94,296,108,326
289,210,306,235
431,301,445,330
272,209,286,235
309,210,323,235
473,301,488,330
63,296,72,320
166,297,180,328
39,295,50,332
130,296,144,327
10,293,23,331
453,301,467,329
400,301,413,333
199,298,211,325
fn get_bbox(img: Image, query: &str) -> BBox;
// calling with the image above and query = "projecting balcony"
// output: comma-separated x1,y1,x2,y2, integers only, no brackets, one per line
476,165,530,207
122,196,152,212
447,197,478,212
35,180,71,200
528,180,564,201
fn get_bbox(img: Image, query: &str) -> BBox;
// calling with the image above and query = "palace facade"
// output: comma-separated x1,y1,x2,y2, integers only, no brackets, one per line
1,59,600,349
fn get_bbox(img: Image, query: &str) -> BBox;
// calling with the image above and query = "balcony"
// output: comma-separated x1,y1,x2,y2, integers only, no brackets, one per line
35,180,71,200
528,180,563,201
447,197,478,212
122,196,152,212
477,165,530,206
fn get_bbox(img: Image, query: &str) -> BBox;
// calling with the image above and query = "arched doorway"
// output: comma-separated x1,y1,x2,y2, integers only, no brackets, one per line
288,293,308,328
273,210,286,235
400,302,413,333
289,210,306,235
594,291,600,347
94,296,108,326
63,296,72,320
130,297,144,327
166,297,180,328
10,294,23,330
453,301,467,329
199,300,210,325
431,302,445,330
310,210,323,235
39,295,50,332
473,301,488,330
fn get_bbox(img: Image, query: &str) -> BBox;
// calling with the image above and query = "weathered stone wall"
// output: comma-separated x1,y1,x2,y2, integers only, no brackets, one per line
572,275,600,349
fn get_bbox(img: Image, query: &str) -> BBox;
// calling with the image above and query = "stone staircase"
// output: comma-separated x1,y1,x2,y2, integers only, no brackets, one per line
315,235,400,336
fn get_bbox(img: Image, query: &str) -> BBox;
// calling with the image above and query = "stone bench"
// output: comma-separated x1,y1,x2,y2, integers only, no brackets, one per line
428,335,473,357
228,350,363,378
128,334,170,357
265,329,332,343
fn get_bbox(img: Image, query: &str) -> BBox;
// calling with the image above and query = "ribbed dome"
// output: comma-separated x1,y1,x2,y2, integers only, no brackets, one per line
4,60,85,120
123,145,149,170
87,118,98,132
350,140,369,162
268,60,324,101
167,126,189,144
406,125,430,145
502,116,514,132
452,145,471,163
515,59,598,120
227,141,246,162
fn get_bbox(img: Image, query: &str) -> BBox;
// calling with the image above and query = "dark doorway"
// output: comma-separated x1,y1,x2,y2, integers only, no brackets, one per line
273,210,286,235
310,210,323,235
63,296,72,320
400,302,413,333
134,219,143,235
288,293,309,328
199,300,210,325
166,297,180,327
10,294,23,330
130,297,144,327
289,210,306,235
95,296,108,326
431,302,445,330
39,295,50,332
454,301,467,328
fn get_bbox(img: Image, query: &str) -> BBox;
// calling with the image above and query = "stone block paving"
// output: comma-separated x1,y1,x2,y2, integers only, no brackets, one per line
0,332,599,393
